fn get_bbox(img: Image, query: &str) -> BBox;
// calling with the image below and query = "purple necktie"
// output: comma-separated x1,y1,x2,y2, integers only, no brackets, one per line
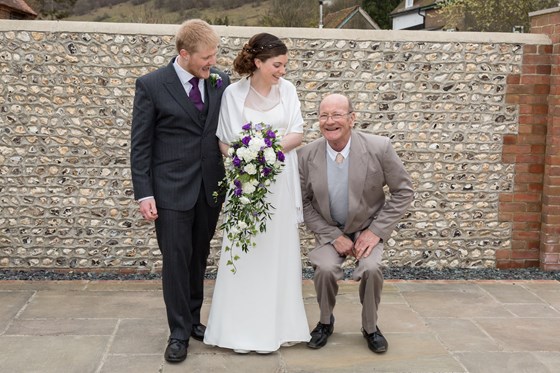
189,77,204,111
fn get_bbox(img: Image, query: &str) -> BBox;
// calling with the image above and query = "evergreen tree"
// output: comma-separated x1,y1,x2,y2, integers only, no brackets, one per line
362,0,401,30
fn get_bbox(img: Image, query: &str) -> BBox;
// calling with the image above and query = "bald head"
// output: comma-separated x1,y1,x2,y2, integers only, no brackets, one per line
319,94,353,113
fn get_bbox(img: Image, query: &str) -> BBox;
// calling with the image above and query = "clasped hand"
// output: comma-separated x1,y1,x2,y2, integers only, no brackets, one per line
333,229,380,260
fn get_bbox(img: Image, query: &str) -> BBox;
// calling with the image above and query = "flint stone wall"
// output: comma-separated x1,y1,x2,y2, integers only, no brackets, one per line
0,21,551,273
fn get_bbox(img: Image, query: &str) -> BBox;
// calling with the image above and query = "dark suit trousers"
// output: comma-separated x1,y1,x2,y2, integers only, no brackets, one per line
155,185,221,340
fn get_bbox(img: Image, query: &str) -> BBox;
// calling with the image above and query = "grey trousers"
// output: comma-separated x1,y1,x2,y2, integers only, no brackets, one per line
308,242,384,334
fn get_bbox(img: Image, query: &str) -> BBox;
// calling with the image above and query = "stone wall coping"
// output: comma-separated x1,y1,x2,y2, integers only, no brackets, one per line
529,6,560,17
1,19,551,45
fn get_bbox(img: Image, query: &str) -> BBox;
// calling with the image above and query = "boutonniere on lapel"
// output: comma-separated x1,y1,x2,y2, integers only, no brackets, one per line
209,73,223,88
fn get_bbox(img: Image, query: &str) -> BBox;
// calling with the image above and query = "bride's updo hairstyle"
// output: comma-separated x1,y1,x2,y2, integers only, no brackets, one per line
233,33,288,76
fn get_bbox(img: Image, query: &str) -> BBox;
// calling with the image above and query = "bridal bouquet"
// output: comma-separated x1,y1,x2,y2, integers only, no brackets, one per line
215,122,285,273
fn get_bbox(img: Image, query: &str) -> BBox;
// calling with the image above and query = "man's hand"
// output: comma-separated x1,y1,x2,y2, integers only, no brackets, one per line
139,198,158,221
354,230,381,260
332,235,354,257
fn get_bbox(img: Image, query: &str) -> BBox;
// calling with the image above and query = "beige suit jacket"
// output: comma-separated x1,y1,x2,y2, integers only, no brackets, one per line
298,131,414,247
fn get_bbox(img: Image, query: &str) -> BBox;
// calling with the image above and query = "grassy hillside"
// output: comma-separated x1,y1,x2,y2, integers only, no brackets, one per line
65,0,273,26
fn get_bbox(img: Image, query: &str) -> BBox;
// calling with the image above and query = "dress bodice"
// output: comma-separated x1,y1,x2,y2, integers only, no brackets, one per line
243,104,286,136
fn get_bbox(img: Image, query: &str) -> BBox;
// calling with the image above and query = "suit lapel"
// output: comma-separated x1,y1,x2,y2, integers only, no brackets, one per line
203,78,218,131
162,61,205,126
310,139,335,224
344,132,368,231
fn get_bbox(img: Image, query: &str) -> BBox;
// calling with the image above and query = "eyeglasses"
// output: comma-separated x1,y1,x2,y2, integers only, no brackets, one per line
318,112,353,122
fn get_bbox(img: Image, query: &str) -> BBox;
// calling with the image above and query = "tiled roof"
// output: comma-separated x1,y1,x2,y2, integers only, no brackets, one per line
0,0,38,16
323,6,379,29
324,6,359,28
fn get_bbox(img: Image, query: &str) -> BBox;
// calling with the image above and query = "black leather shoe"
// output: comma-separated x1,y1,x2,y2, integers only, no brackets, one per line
164,338,188,363
362,326,388,353
190,324,206,342
307,315,334,349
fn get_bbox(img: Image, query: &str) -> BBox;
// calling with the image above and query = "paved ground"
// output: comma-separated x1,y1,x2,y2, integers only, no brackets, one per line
0,279,559,373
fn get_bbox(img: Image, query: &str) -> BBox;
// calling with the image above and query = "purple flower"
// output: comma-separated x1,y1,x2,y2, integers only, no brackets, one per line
232,156,241,167
277,151,285,162
262,167,272,176
264,138,272,147
233,179,242,196
241,136,251,146
255,122,263,131
266,130,276,139
242,123,252,131
210,73,223,88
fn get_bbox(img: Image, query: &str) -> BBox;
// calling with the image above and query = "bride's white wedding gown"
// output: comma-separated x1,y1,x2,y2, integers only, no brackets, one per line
204,101,310,352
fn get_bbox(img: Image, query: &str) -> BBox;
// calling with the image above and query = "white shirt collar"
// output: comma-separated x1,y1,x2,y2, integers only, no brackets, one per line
326,137,351,161
173,56,204,98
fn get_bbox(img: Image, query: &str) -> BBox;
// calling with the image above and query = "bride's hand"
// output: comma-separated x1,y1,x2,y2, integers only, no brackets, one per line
280,132,303,153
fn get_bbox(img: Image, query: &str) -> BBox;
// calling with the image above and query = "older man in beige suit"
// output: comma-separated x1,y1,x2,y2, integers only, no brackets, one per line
298,93,414,353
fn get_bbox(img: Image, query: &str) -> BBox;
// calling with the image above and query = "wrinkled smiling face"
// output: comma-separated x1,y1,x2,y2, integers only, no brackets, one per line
180,45,218,79
319,95,355,151
254,54,287,85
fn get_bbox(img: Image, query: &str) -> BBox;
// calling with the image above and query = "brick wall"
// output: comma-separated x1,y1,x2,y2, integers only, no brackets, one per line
501,43,550,268
529,7,560,270
0,20,557,273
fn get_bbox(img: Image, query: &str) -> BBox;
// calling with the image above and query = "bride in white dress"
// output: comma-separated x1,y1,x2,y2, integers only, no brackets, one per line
204,33,310,353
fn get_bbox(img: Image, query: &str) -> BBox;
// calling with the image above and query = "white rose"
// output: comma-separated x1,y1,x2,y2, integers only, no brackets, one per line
244,163,257,175
240,149,257,162
239,196,251,204
249,137,265,151
227,147,234,156
263,148,276,164
238,221,248,229
243,182,256,194
236,147,247,159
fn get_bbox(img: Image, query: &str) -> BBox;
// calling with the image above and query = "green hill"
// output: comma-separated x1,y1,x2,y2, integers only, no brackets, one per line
65,0,273,26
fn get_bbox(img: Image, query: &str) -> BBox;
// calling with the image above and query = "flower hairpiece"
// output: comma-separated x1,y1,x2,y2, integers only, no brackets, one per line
243,41,284,55
209,73,223,88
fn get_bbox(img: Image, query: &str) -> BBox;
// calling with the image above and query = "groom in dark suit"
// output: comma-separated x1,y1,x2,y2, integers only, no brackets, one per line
130,19,229,363
298,93,414,354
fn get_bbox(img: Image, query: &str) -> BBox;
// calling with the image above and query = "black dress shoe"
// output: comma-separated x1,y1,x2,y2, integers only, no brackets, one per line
190,324,206,341
362,326,388,353
307,315,334,349
164,338,188,363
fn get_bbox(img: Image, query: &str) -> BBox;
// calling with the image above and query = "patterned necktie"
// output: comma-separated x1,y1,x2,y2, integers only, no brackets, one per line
189,77,204,111
335,153,344,164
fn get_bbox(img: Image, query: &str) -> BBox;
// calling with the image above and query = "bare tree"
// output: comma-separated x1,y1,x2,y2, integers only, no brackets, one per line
261,0,318,27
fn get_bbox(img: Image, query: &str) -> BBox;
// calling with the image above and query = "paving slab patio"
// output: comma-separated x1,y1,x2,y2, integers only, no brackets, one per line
0,279,558,373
